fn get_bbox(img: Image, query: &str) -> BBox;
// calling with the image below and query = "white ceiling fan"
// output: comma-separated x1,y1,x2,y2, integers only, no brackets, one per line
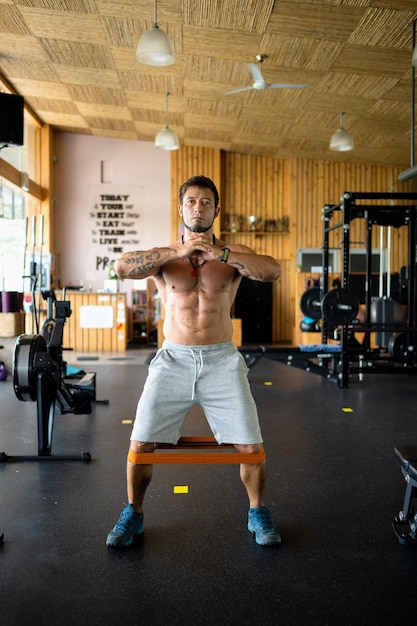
223,54,309,95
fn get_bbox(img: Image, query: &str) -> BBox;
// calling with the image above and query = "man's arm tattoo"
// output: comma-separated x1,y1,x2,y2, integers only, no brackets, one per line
124,250,162,276
229,259,250,275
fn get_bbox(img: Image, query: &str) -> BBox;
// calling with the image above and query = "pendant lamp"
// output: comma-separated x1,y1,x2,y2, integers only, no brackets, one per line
155,92,179,151
329,112,354,152
136,0,175,67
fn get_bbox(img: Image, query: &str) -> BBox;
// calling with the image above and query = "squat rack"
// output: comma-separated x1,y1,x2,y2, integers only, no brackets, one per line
322,191,417,387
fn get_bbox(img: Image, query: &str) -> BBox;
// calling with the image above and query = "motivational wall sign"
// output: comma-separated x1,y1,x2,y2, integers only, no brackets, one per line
88,185,144,277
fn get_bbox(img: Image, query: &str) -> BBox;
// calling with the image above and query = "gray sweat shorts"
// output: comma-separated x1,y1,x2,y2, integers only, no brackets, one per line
130,340,263,445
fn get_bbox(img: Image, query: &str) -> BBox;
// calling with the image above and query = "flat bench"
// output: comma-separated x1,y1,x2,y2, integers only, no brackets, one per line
239,345,341,381
392,446,417,545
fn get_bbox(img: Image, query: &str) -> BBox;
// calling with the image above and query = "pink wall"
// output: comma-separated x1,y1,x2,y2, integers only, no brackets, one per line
52,133,171,293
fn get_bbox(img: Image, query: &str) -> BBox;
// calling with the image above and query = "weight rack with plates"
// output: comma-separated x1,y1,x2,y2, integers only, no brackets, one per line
240,193,417,389
320,191,417,388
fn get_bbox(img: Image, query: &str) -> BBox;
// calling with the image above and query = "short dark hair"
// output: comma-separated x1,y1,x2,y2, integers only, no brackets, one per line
179,175,219,208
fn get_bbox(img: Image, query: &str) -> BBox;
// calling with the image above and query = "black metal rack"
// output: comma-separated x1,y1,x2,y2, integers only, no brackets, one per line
322,192,417,387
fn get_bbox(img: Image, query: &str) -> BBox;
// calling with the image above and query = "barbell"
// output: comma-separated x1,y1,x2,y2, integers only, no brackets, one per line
300,287,360,325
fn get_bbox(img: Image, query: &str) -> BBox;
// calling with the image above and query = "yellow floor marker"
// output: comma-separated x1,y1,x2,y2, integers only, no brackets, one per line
122,419,133,424
342,408,353,413
174,486,189,494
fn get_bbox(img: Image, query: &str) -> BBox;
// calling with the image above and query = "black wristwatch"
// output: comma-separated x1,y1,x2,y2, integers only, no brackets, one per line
220,248,230,263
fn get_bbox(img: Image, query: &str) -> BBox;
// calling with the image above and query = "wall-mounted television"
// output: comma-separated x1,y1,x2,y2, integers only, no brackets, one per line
348,248,386,273
297,248,387,277
296,248,340,274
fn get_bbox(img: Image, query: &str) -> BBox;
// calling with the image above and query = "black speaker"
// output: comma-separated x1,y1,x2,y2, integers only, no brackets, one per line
0,93,24,146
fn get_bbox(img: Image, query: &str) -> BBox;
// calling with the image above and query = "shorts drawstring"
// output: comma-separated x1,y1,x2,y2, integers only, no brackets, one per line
189,348,204,400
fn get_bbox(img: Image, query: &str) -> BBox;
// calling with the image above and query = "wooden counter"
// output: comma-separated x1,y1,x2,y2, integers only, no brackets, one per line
60,291,127,352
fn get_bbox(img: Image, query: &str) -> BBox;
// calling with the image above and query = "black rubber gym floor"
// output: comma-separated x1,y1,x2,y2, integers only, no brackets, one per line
1,350,417,625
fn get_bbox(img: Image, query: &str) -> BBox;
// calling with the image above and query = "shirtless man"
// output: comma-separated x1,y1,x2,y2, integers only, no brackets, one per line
106,175,282,548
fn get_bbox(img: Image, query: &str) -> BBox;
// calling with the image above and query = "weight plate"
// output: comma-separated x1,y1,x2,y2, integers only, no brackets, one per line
388,332,409,359
322,288,359,325
300,287,323,320
13,334,47,401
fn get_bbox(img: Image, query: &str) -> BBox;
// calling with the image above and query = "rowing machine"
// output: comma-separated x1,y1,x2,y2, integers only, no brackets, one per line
1,296,92,462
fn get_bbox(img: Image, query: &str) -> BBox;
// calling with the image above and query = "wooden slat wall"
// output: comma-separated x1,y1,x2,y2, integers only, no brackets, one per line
292,159,413,252
274,258,292,342
221,153,292,344
171,147,416,343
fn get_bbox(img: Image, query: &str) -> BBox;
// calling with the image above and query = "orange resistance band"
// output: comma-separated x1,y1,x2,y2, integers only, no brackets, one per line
128,440,265,466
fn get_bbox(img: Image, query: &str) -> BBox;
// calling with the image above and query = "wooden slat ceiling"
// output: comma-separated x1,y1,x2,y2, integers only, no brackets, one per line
1,0,417,166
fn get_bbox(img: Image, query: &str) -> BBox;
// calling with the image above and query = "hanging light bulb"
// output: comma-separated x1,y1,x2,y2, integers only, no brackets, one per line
155,92,179,151
329,112,354,152
136,0,175,67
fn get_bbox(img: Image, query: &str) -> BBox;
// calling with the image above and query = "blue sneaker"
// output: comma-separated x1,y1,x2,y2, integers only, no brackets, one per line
106,504,144,547
248,506,282,546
